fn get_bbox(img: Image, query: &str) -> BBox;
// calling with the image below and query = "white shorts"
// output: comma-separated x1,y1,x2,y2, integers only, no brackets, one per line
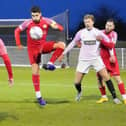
76,56,105,73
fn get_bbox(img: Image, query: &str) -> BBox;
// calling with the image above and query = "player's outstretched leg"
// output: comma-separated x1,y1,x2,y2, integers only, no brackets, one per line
42,42,65,71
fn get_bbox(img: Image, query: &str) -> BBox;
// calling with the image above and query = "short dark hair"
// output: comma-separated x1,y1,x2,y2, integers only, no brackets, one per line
31,6,41,13
107,18,115,24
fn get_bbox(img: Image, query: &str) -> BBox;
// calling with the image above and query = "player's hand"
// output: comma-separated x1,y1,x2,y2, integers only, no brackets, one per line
109,55,116,63
58,54,64,62
96,35,103,41
17,45,23,50
51,22,64,31
77,41,81,48
8,78,14,88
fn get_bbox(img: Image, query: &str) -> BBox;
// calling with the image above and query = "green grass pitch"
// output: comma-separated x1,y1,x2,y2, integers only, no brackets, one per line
0,67,126,126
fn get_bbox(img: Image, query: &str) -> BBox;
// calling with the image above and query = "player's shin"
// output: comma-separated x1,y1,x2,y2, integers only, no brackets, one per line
32,74,46,106
32,74,41,98
118,82,126,100
49,48,64,64
75,83,82,93
97,73,107,97
75,83,82,101
105,80,117,99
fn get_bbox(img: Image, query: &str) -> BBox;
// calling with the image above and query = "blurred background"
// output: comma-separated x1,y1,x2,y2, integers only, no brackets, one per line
0,0,126,68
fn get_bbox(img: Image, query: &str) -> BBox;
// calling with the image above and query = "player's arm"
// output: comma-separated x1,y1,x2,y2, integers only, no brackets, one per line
44,17,64,31
14,27,23,49
109,32,118,63
58,31,81,62
97,31,115,49
14,20,30,49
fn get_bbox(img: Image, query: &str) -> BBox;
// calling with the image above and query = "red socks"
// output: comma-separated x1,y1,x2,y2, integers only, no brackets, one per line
32,74,40,91
118,83,126,95
2,54,13,79
50,48,64,63
99,83,126,96
99,86,106,95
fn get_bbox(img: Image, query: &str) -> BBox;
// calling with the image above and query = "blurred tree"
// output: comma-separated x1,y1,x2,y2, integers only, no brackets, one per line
74,5,126,41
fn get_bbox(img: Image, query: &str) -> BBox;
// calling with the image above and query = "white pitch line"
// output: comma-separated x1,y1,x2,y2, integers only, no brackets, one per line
0,82,98,89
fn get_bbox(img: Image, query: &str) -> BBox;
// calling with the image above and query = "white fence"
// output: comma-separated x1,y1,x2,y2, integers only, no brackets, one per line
68,48,126,69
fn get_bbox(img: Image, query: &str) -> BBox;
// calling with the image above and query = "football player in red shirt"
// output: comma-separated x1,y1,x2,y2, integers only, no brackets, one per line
0,39,13,86
14,6,65,106
96,19,126,104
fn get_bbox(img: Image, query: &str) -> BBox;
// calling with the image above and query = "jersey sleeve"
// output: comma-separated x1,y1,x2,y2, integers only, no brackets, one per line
99,31,115,49
19,19,31,31
43,17,64,31
63,30,81,55
43,17,54,24
109,32,118,56
14,19,31,46
99,31,110,42
112,32,118,44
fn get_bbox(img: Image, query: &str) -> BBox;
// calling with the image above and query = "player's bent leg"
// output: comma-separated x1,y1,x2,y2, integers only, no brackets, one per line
98,68,121,104
42,42,65,71
113,75,126,104
42,63,56,71
49,41,65,64
53,41,66,49
74,72,84,101
32,63,46,106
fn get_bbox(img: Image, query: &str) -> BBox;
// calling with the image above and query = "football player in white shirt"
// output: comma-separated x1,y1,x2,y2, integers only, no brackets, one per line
58,14,121,104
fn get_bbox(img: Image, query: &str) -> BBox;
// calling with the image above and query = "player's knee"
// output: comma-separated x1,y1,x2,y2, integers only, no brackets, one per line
56,41,66,49
32,63,39,74
104,75,110,81
114,76,122,84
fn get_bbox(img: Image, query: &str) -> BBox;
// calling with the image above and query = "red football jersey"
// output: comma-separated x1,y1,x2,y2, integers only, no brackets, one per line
19,17,53,48
100,30,117,59
100,30,120,76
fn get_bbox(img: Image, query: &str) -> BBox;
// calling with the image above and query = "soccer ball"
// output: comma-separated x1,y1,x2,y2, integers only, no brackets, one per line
61,63,66,69
29,26,43,40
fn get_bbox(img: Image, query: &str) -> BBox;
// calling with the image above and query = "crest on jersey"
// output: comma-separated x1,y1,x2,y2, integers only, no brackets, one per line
43,24,47,29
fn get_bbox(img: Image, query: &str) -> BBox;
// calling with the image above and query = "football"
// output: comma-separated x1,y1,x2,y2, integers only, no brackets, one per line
29,26,43,40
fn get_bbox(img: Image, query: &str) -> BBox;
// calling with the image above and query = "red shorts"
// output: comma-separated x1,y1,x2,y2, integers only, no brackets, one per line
102,57,120,76
28,41,55,64
41,41,55,54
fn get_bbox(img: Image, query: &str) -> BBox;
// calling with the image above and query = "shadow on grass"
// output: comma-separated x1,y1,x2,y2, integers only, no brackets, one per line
35,98,71,108
0,98,71,105
0,99,35,103
81,95,100,101
80,94,113,101
0,112,18,122
46,98,71,104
